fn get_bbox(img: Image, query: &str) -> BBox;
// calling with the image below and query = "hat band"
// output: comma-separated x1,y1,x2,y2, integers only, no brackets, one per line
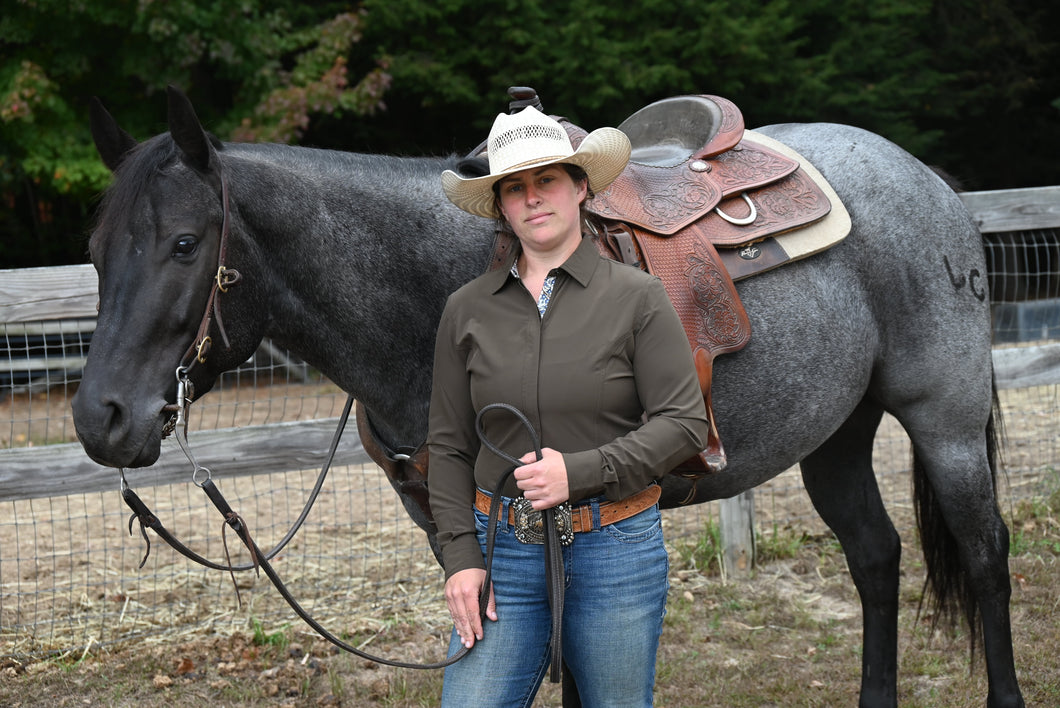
500,154,571,174
490,123,568,151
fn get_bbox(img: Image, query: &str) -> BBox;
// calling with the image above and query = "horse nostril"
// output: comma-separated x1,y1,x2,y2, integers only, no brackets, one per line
99,396,132,440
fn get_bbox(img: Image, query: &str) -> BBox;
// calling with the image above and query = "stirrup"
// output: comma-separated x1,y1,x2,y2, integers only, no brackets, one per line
698,418,727,473
698,449,727,474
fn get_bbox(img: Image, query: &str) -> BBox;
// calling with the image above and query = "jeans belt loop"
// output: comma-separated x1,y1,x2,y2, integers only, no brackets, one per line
591,498,602,531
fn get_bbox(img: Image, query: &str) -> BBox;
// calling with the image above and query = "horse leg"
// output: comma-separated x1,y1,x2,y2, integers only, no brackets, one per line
799,399,900,708
904,413,1024,708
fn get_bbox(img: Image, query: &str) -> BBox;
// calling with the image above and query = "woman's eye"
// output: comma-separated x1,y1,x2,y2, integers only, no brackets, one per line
173,235,198,257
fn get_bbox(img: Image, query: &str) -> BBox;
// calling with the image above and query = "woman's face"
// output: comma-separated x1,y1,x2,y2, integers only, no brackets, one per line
497,165,587,257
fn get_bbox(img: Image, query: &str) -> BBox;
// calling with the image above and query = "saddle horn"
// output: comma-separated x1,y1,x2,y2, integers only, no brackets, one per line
507,86,543,114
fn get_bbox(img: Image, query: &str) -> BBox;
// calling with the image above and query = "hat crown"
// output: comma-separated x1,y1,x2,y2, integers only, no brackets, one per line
487,107,575,174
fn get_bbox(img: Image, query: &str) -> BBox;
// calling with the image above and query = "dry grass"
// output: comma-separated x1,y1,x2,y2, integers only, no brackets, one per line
2,486,1058,707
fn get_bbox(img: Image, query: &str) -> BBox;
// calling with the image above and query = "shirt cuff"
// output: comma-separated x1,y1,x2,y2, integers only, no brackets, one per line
562,448,609,501
441,533,486,580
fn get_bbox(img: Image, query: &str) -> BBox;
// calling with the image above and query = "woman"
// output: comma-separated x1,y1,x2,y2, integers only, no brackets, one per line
429,103,710,707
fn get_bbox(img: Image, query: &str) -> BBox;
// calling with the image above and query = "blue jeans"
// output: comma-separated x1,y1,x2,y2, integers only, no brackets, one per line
440,494,669,707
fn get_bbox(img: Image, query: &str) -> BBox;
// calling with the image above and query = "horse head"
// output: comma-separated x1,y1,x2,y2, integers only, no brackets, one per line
72,87,265,467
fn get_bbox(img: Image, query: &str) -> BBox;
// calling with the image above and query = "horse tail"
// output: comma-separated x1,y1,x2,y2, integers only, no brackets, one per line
913,378,1004,659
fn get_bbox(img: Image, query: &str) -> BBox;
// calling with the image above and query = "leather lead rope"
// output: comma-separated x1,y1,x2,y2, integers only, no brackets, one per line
120,400,559,675
197,473,474,670
124,395,356,573
118,398,518,672
475,403,566,684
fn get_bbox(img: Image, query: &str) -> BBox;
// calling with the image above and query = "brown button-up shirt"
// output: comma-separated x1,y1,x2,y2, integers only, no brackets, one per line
427,236,709,578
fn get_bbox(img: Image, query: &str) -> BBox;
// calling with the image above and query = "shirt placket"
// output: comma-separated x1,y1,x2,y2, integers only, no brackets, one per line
518,269,562,451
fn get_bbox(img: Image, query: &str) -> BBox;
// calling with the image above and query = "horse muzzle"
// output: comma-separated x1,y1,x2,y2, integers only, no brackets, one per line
71,388,169,468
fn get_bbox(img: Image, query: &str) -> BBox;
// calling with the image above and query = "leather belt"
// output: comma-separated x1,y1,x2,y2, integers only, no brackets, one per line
474,484,661,533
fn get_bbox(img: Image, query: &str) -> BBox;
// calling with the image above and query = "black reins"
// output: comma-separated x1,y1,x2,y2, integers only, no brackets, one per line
474,403,568,684
123,392,471,669
121,399,566,678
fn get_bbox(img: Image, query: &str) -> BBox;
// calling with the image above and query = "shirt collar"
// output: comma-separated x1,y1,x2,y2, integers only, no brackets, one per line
486,235,599,294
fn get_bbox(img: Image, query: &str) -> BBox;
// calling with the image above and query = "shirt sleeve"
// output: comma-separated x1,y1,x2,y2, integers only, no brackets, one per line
563,275,710,501
426,296,484,580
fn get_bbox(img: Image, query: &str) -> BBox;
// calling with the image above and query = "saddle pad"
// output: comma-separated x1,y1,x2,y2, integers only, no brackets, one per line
716,130,852,281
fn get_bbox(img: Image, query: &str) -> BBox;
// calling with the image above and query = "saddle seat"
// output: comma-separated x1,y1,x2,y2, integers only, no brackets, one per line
619,95,737,167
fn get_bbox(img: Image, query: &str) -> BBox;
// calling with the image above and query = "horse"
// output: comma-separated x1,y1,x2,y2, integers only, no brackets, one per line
71,86,1024,707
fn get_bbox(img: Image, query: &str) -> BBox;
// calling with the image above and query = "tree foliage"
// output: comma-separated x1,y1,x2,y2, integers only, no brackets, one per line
0,1,389,266
346,0,1058,188
1,0,1058,266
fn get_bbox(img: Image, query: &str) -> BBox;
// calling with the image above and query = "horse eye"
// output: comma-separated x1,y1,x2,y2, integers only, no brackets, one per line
173,235,199,257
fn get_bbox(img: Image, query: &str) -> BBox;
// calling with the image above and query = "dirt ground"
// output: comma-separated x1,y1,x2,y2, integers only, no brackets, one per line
1,516,1058,707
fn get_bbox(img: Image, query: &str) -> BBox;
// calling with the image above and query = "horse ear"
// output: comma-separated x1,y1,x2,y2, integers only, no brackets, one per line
89,97,138,173
166,85,213,173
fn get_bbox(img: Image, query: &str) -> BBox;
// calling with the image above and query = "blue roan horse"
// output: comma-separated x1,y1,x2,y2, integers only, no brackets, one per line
72,87,1023,707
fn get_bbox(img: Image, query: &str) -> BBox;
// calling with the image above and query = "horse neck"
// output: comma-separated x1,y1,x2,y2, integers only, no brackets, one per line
222,145,491,444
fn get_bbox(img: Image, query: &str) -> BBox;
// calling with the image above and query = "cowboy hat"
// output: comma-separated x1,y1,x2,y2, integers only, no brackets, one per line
441,106,631,218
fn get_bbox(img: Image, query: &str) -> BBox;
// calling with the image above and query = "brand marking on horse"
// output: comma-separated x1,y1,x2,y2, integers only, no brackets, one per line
944,255,987,302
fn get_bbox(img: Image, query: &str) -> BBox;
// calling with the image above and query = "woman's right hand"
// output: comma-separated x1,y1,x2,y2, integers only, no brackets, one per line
445,568,498,648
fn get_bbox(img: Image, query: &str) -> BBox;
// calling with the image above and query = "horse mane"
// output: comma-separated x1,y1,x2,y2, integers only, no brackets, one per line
92,133,464,253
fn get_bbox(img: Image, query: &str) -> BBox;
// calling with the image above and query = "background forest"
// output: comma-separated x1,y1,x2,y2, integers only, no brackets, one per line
2,0,1058,267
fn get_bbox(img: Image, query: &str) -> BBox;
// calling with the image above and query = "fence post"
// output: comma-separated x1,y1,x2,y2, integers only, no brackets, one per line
719,490,756,577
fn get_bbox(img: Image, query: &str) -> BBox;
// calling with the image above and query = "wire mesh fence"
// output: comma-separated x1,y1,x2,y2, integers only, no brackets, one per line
2,228,1059,660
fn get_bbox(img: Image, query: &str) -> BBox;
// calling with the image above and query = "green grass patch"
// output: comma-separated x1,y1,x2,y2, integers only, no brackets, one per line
756,523,810,563
250,617,290,650
1009,470,1060,557
672,519,724,574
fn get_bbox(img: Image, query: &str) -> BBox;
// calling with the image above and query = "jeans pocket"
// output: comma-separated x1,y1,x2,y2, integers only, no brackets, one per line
603,505,662,544
473,507,510,547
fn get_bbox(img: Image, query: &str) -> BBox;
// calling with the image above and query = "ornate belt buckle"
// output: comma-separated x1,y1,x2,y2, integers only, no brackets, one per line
512,498,574,546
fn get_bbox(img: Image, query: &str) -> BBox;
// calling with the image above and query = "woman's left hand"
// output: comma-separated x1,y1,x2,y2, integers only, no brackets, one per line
514,447,570,510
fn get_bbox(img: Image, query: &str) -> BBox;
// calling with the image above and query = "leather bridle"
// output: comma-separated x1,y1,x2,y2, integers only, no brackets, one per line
120,162,474,669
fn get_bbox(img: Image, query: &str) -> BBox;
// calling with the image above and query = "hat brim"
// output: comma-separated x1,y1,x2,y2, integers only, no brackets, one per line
442,127,631,218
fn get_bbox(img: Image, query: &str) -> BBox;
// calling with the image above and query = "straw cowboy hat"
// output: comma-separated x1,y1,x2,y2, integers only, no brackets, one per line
441,106,631,218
